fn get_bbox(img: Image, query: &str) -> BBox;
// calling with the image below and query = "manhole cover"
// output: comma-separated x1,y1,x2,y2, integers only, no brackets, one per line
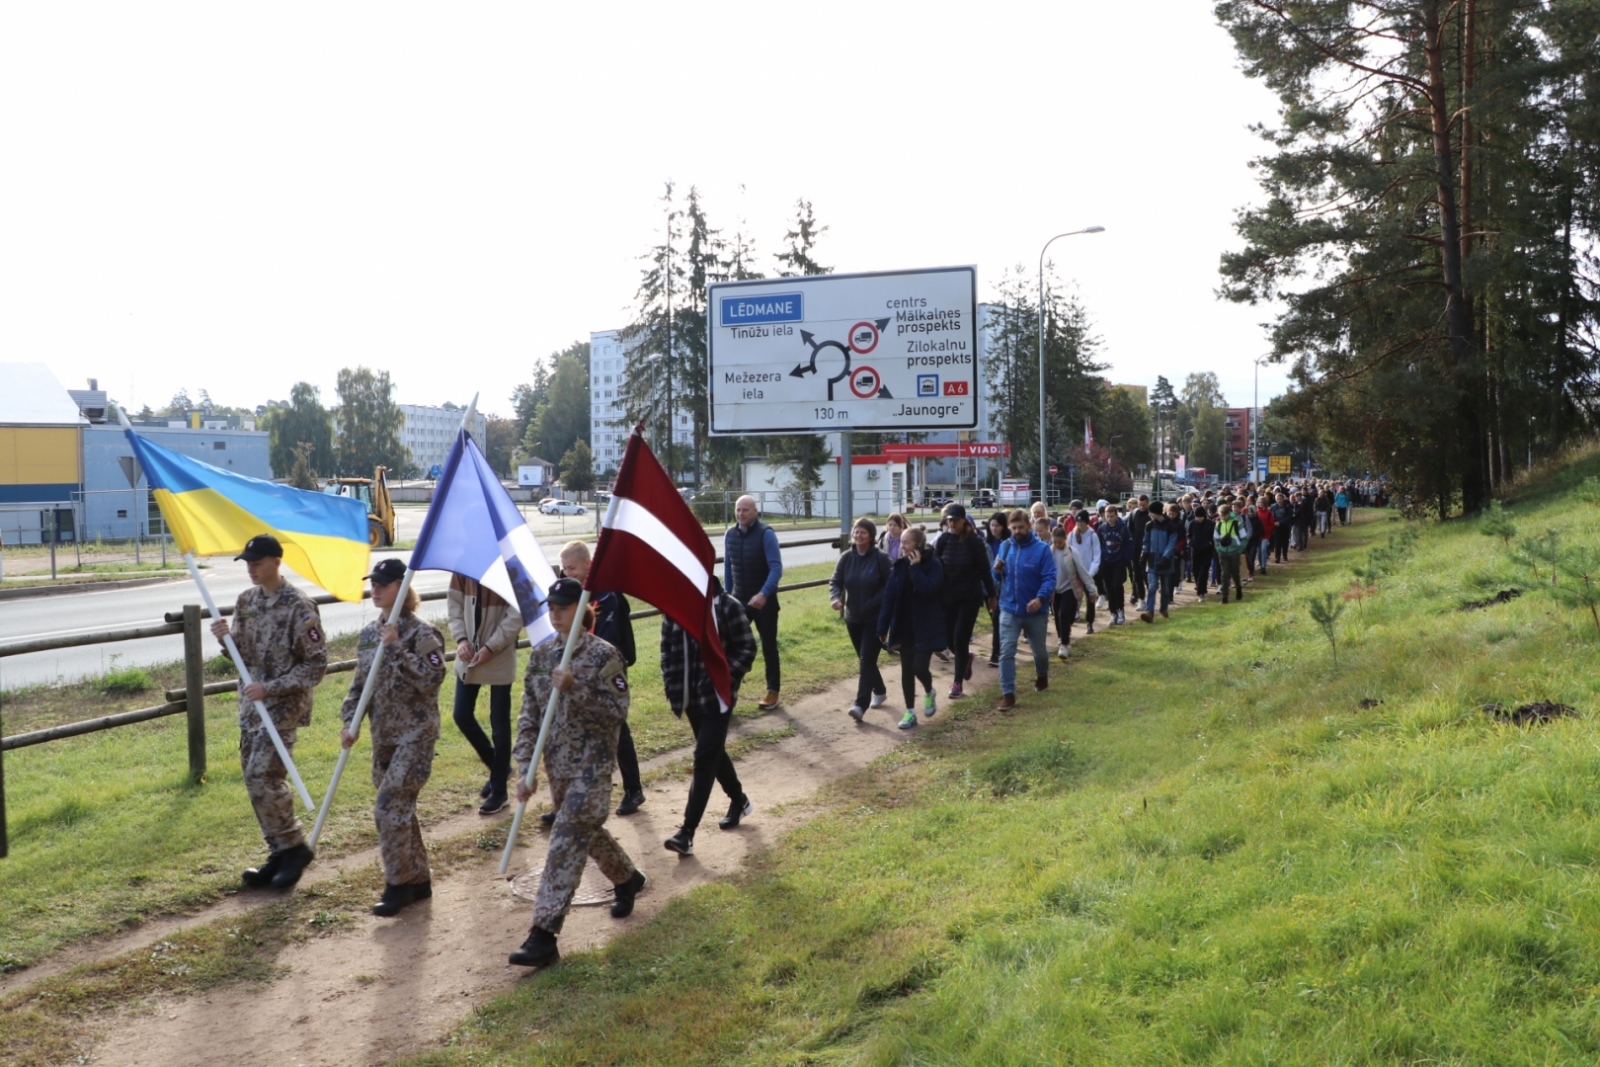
509,860,617,907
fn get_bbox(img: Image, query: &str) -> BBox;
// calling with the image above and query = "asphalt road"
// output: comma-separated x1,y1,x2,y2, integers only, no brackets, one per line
0,525,844,691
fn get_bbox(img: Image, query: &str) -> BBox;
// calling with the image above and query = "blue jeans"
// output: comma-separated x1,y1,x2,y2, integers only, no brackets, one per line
1145,566,1176,613
998,610,1050,695
1257,538,1271,572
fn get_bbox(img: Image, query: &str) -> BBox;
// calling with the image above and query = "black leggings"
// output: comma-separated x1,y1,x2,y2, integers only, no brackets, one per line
453,679,511,790
901,648,934,708
681,706,742,836
1054,589,1082,645
987,606,1001,662
945,598,981,682
845,619,886,709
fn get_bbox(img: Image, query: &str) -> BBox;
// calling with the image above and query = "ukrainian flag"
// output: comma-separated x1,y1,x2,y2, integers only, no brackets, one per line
126,430,371,601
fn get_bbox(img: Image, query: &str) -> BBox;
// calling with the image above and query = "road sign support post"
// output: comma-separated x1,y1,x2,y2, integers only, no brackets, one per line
838,432,853,546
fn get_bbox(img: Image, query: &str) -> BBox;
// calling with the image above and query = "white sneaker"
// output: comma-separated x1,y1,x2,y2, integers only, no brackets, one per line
1057,645,1070,659
1095,596,1108,610
847,705,865,722
1197,595,1207,603
869,692,888,709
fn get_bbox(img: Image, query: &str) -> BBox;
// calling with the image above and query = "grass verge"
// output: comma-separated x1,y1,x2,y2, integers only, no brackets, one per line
401,465,1600,1064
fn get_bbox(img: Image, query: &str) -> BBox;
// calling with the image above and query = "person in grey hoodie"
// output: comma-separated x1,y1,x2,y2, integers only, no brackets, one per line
829,517,892,721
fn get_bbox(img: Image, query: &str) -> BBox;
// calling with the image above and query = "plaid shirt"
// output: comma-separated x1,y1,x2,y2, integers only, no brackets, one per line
659,587,757,716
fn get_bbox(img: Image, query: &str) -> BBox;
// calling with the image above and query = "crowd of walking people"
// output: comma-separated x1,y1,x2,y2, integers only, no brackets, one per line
828,477,1374,723
212,482,1371,969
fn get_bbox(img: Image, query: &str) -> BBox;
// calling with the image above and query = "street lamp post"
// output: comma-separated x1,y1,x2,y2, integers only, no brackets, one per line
1252,356,1268,483
1038,226,1104,505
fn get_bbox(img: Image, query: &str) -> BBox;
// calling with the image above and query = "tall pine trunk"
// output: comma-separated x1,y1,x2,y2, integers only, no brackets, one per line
1423,0,1484,515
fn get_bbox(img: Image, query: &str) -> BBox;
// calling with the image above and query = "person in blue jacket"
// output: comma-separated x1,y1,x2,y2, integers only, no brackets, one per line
1140,502,1182,622
876,526,946,730
991,509,1055,708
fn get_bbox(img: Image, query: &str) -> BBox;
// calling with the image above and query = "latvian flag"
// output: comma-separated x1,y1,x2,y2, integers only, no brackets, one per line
587,427,732,709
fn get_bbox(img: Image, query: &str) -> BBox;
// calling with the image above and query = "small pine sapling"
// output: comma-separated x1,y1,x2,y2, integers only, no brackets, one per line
1308,591,1346,668
1480,500,1517,548
1514,529,1561,587
1549,544,1600,640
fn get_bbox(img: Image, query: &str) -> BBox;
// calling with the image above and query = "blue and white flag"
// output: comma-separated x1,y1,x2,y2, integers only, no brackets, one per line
411,429,558,647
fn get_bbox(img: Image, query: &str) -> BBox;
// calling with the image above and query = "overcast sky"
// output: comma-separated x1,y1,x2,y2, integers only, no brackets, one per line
1,1,1292,421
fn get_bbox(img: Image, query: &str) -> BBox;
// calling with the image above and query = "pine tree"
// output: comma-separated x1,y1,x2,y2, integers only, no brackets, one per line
768,198,834,502
1215,0,1600,516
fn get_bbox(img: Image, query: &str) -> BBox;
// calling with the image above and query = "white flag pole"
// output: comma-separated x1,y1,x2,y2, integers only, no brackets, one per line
184,551,317,812
499,587,591,877
306,565,414,848
308,393,478,849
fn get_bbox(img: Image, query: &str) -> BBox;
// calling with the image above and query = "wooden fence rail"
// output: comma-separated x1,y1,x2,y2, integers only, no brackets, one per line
0,558,842,858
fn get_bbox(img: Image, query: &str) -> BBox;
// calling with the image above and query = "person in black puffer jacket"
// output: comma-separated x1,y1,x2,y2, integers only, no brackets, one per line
829,517,892,720
935,503,997,700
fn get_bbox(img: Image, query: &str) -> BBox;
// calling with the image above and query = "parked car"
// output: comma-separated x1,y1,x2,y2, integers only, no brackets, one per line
972,488,997,509
536,497,557,511
539,499,587,516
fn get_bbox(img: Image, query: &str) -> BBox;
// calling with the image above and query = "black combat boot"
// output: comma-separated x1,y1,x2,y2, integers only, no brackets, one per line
372,880,432,917
610,870,647,919
509,926,560,967
241,850,283,888
269,844,314,889
615,789,646,816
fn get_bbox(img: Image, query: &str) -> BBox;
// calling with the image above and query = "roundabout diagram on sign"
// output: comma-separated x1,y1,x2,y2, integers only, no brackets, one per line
790,317,891,401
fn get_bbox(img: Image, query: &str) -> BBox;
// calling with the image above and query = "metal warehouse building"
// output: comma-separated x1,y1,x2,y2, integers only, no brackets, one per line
0,363,270,545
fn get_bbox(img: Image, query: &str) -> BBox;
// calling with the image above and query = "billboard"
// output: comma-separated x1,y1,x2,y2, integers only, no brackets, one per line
707,266,978,435
1268,455,1293,475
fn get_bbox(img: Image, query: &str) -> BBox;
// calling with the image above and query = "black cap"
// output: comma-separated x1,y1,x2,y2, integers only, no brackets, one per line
369,558,407,586
943,502,967,521
1076,509,1092,524
236,534,283,562
547,576,584,606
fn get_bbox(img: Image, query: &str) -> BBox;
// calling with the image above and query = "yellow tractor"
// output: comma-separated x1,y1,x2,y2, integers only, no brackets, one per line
324,466,397,547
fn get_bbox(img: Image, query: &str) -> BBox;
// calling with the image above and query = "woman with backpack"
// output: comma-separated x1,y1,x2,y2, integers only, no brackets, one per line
1214,503,1247,603
877,526,946,729
1052,508,1101,656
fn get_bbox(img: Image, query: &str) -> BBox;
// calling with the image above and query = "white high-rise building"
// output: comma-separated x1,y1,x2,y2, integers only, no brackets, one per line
590,329,692,477
398,403,487,476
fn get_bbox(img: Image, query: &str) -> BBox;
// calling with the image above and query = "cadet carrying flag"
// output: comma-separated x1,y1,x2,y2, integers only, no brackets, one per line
125,429,370,601
410,427,558,646
588,425,732,709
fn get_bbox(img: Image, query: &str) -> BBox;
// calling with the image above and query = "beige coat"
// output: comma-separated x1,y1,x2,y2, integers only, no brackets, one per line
446,577,523,686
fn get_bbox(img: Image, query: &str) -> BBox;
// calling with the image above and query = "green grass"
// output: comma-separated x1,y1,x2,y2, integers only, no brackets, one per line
0,560,853,972
398,448,1600,1065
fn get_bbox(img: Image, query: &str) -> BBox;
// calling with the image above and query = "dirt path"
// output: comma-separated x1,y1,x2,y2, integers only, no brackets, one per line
20,543,1312,1066
78,668,941,1067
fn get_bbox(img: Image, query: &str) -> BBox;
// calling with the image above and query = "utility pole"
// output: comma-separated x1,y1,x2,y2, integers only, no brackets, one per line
1036,226,1104,506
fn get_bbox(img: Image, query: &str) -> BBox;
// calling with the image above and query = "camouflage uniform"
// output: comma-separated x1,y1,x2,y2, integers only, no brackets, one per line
342,613,447,887
230,581,327,852
515,629,636,933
